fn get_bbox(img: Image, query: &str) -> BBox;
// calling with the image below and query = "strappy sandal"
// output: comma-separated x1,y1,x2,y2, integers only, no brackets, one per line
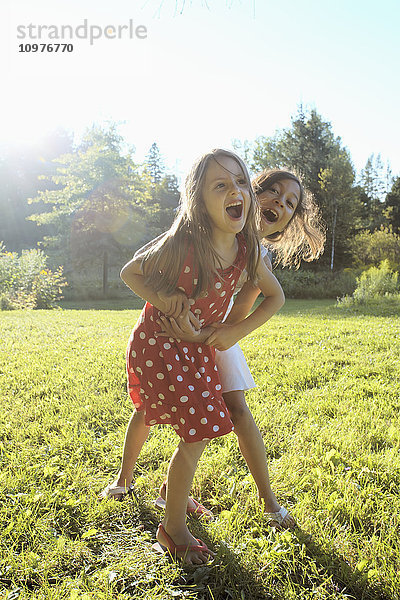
99,482,135,501
154,481,213,520
152,523,213,563
265,506,296,529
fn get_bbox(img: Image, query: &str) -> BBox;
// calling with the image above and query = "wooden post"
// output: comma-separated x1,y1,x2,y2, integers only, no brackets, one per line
330,200,338,271
103,250,108,296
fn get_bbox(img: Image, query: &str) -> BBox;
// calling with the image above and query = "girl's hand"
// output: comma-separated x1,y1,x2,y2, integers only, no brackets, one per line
172,309,201,334
157,290,191,319
186,310,202,331
204,323,240,351
156,313,213,344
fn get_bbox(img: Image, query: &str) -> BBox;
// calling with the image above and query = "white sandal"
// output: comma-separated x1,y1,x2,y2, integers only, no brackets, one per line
154,481,214,520
265,506,295,529
99,482,135,501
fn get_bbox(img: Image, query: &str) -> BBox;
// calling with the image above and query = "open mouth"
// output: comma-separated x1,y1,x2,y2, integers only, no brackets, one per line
262,208,279,223
226,201,243,220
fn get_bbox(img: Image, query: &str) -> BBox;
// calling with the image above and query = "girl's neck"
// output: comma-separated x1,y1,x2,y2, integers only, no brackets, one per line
210,231,238,269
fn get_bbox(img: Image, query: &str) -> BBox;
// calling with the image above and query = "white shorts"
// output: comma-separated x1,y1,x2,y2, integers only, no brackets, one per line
215,343,255,394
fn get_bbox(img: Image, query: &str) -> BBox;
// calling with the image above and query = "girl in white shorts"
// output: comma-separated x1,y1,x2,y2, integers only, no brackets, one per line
215,244,270,395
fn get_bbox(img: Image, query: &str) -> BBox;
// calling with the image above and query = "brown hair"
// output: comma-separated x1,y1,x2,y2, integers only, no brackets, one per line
136,149,260,298
253,169,325,268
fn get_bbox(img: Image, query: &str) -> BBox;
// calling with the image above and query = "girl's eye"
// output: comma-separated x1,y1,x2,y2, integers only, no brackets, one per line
216,183,225,189
288,201,294,209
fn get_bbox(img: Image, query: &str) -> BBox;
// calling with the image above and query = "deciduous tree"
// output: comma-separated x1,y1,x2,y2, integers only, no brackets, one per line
0,129,73,252
28,124,152,294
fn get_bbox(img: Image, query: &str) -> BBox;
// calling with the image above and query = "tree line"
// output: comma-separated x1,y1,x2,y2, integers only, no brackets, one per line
234,107,400,270
0,126,180,294
0,107,399,296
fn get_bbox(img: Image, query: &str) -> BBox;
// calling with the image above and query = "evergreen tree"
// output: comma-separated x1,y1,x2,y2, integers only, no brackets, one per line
146,142,164,186
241,106,360,268
151,174,180,231
384,176,400,233
319,151,359,269
360,154,392,230
144,143,180,231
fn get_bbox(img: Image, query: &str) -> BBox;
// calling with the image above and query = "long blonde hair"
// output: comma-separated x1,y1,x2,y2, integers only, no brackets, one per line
253,169,325,268
137,149,260,298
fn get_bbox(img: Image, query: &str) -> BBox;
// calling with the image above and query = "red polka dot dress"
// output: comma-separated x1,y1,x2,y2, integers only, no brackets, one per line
126,234,247,443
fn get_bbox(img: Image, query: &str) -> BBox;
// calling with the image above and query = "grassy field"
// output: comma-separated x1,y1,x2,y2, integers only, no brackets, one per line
1,300,399,600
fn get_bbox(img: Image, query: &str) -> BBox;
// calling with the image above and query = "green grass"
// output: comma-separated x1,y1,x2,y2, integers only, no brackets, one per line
1,301,399,600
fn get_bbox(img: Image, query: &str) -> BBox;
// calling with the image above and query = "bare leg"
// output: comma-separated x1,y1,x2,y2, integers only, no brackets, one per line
157,439,214,565
223,390,296,528
102,410,150,498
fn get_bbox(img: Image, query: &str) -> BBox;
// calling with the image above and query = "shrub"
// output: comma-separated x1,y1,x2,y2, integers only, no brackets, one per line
274,268,357,299
0,242,18,293
353,260,399,301
337,260,399,308
0,244,67,310
350,226,400,268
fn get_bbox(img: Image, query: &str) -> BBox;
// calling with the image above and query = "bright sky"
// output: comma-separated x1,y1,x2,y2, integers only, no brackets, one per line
3,0,400,183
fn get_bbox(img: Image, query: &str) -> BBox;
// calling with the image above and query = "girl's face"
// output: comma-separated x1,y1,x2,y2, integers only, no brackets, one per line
202,156,251,238
257,178,300,238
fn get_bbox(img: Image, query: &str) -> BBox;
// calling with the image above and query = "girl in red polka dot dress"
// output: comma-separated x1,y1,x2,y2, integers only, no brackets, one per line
127,244,244,442
110,149,284,564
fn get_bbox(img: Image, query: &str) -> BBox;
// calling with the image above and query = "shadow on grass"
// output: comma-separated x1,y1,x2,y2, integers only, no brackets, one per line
3,499,393,600
170,521,395,600
334,304,400,318
102,496,394,600
280,299,400,319
58,298,338,317
299,530,394,600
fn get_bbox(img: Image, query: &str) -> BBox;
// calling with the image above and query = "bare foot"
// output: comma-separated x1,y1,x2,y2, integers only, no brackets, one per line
156,523,214,565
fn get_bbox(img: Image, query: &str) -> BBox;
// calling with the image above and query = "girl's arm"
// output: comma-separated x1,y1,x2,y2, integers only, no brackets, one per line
205,258,284,351
218,252,272,326
121,257,192,319
155,254,272,342
222,281,261,326
155,281,262,344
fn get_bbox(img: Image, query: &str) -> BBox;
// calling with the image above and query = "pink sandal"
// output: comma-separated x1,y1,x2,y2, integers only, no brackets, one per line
154,481,214,520
152,523,213,561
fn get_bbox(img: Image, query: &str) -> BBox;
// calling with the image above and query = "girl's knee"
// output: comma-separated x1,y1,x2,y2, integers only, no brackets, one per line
178,439,209,460
130,410,150,433
223,391,251,424
180,439,209,451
